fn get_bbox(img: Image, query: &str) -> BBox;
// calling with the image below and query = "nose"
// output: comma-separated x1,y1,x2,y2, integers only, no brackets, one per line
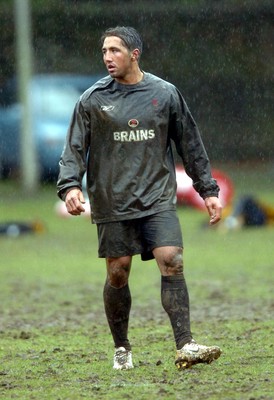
103,50,112,63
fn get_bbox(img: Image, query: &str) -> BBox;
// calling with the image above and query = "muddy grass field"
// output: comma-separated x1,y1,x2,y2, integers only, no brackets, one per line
0,164,273,399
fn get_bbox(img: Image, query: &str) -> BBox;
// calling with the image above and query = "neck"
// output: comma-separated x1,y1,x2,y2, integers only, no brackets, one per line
115,68,143,85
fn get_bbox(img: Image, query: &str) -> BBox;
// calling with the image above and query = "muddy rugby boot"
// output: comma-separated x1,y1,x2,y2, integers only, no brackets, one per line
175,340,221,370
113,347,133,370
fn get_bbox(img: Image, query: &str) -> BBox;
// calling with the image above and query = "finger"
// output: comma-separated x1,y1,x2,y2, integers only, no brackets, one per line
209,208,222,225
66,197,84,214
209,214,221,225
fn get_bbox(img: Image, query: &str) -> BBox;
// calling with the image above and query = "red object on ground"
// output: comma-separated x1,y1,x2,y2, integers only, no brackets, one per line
175,165,234,210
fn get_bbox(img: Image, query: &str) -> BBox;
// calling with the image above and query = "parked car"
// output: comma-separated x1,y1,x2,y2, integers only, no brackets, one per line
0,73,104,180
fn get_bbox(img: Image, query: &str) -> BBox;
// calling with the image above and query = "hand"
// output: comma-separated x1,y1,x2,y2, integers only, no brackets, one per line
204,196,222,225
65,188,86,216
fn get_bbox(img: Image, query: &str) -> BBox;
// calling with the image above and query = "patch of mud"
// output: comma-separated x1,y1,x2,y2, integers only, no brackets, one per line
0,279,273,332
0,299,272,335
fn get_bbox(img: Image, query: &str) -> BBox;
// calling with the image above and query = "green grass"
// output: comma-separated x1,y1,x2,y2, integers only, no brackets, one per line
0,163,273,399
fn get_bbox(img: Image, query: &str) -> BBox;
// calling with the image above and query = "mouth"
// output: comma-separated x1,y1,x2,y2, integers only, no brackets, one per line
107,64,116,74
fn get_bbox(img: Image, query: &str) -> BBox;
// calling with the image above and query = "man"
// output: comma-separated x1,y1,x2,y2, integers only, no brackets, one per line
57,26,222,370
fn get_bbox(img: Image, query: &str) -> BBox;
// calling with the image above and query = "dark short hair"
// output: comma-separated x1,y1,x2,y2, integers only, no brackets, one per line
101,26,143,59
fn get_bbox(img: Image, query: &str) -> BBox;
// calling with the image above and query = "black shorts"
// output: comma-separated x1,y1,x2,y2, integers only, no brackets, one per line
97,210,183,261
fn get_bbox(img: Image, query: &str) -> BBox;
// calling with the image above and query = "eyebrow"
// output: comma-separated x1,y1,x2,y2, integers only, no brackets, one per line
102,46,120,52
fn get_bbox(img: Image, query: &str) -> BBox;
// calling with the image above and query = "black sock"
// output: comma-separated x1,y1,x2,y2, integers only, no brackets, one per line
103,281,132,351
161,275,192,349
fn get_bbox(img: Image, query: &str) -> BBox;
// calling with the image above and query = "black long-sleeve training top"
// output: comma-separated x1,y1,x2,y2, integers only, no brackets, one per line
57,72,219,223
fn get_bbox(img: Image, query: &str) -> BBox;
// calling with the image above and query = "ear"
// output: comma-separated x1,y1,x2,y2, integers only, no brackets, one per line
131,48,140,61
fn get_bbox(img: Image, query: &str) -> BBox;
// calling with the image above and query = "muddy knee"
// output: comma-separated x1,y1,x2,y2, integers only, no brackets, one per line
154,247,184,276
106,256,132,288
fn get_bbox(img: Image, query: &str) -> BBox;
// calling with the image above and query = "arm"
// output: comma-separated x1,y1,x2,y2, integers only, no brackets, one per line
170,88,222,223
57,99,90,201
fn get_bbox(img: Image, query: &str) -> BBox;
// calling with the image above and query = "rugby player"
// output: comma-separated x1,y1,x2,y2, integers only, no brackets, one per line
57,26,222,370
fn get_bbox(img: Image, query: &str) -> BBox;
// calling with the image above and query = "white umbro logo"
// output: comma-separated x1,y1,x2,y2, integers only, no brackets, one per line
101,105,115,111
